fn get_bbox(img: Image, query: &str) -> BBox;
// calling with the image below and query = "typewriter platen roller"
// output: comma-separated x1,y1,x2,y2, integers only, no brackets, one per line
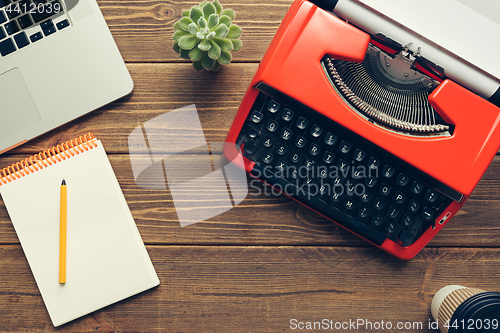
225,0,500,259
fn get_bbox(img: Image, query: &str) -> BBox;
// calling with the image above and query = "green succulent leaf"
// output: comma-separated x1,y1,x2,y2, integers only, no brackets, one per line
231,38,242,52
221,8,235,20
226,24,242,39
208,39,221,60
198,1,208,9
173,42,180,53
198,38,211,51
173,21,182,32
206,31,216,40
182,9,190,17
202,2,216,19
213,23,229,38
202,52,216,70
193,59,204,71
179,17,194,31
219,15,232,27
218,50,232,65
189,46,204,61
213,37,233,51
198,17,207,29
179,35,199,50
188,22,200,35
190,7,203,23
214,0,223,15
179,48,190,60
173,30,191,42
208,13,219,29
211,61,221,72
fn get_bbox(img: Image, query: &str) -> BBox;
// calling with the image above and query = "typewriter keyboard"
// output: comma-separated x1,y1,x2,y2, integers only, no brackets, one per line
235,91,458,247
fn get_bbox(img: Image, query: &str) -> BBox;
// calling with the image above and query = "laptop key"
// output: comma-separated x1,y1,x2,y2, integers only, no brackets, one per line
56,19,69,30
0,26,5,40
13,31,29,49
0,37,16,56
0,0,11,8
17,13,33,29
29,31,43,42
4,21,19,35
18,0,31,14
31,0,61,23
5,3,20,19
0,9,7,24
41,19,56,36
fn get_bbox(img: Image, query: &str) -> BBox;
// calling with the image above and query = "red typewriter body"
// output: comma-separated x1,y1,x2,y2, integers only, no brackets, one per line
225,0,500,259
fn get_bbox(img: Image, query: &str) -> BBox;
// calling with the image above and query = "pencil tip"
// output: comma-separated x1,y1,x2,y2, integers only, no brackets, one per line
62,179,66,185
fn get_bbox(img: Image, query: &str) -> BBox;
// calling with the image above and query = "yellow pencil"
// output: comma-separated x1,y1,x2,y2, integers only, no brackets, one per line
59,179,67,284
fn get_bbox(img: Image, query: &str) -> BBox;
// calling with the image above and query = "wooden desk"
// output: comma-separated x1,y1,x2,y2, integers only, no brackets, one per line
1,1,499,331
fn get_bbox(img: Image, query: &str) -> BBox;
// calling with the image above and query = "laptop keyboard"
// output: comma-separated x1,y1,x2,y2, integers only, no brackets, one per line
0,0,70,58
236,90,461,247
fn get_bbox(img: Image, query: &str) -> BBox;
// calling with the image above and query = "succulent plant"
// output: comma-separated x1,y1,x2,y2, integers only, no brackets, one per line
172,0,243,71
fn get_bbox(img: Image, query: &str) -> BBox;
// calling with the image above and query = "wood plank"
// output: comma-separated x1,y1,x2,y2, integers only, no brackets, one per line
2,155,500,248
98,0,292,63
1,245,499,332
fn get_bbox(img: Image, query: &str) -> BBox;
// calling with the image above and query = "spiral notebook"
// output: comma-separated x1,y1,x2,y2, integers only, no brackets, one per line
0,134,159,327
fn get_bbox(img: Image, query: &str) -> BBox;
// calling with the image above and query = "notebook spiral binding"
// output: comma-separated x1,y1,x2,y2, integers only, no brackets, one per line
0,133,98,185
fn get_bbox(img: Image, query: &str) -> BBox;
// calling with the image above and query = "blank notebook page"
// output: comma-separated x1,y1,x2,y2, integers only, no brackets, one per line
0,138,159,327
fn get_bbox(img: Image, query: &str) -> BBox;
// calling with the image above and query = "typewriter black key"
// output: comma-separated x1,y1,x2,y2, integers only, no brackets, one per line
400,217,425,246
365,176,377,188
387,205,399,219
281,127,292,140
262,137,274,148
368,157,380,170
396,173,410,186
411,181,423,195
337,159,349,173
310,124,323,137
0,37,15,55
323,152,334,164
371,214,384,226
357,206,369,218
331,192,344,203
281,108,294,121
276,144,287,155
267,100,280,113
4,21,19,34
382,165,395,178
289,152,301,163
372,197,385,211
343,198,356,211
266,119,278,132
379,184,392,196
0,10,6,24
275,160,287,173
425,189,438,203
393,191,406,204
243,141,257,155
332,176,343,186
352,167,364,179
248,128,259,139
407,199,420,213
318,166,328,179
296,116,309,129
262,153,274,164
359,192,371,203
17,14,33,28
400,214,414,227
386,222,396,234
294,135,307,148
56,18,69,30
324,132,337,145
13,31,28,48
353,149,366,162
421,207,435,221
339,140,351,154
0,26,5,40
29,31,42,42
251,110,263,123
308,144,320,156
303,158,315,170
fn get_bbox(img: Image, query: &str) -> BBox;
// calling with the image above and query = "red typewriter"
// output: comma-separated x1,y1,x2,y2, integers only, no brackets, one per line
225,0,500,259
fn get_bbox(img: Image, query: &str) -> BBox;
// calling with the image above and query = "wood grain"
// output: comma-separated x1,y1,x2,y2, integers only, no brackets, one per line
1,245,499,332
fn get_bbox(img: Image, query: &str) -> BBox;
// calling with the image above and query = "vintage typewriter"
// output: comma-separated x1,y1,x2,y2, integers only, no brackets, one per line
224,0,500,259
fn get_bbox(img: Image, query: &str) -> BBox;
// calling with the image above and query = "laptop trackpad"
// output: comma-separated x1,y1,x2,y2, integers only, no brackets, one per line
0,68,41,140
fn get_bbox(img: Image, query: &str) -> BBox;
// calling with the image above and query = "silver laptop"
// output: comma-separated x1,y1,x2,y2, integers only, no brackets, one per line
0,0,133,154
